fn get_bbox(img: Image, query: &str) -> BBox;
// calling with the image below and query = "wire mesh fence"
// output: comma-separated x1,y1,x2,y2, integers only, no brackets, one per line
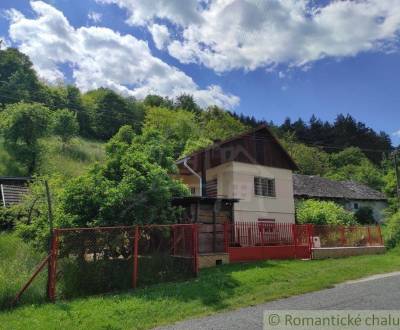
48,224,198,301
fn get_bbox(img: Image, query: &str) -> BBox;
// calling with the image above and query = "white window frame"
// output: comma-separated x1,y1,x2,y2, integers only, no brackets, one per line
254,177,276,197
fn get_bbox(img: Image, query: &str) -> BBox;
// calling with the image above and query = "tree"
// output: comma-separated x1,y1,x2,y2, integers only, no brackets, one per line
51,109,79,145
181,136,213,158
200,106,247,141
143,107,199,157
296,199,357,225
326,147,384,190
82,88,139,140
175,94,201,113
282,135,331,176
143,94,174,109
0,102,50,173
66,85,91,136
0,48,43,106
57,126,188,228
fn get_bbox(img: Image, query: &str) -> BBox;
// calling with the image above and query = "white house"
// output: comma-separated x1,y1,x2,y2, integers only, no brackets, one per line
175,125,298,224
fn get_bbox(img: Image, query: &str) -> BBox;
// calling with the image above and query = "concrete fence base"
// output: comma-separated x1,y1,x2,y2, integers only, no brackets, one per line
312,246,386,259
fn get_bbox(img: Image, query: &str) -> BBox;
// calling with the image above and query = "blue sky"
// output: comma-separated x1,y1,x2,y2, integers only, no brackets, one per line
1,0,400,146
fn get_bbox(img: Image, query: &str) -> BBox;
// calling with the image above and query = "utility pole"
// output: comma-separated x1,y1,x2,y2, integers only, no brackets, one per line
44,180,54,300
393,150,400,201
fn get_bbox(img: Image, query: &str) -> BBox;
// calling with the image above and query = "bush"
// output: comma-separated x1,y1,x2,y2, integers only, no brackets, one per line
0,233,47,309
296,199,357,225
355,206,375,224
384,212,400,249
0,207,16,231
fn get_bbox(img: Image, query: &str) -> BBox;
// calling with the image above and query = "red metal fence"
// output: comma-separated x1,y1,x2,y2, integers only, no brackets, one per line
226,222,313,262
224,223,384,263
45,222,384,301
48,224,198,302
311,225,383,248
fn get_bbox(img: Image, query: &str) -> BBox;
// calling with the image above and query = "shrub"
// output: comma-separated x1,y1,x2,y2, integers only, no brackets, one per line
384,212,400,249
355,206,375,225
296,199,357,225
0,207,16,231
51,109,79,145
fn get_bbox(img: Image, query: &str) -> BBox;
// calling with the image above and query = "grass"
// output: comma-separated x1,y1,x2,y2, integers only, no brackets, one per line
1,247,400,330
0,136,105,177
0,233,47,310
38,137,105,177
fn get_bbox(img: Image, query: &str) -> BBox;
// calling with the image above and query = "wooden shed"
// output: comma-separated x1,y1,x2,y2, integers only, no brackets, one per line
172,197,238,267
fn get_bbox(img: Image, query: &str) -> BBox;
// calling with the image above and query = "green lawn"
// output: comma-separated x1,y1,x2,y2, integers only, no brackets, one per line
1,248,400,330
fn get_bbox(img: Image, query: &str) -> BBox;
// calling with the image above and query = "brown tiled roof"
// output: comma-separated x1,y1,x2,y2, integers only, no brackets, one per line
293,174,387,201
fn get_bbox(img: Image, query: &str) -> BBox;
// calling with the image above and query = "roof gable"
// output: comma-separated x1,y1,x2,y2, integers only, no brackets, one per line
178,125,298,173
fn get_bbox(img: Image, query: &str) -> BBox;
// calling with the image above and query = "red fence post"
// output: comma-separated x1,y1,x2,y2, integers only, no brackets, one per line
47,229,59,302
192,224,199,276
307,224,314,258
340,226,346,247
292,224,297,259
132,226,139,289
377,225,384,246
367,226,372,246
223,222,229,253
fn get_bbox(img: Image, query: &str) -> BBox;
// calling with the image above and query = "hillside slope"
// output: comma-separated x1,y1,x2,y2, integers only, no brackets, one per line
0,137,105,178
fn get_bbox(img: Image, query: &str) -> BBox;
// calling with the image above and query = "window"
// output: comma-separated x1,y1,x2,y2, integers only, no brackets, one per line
354,202,359,210
254,177,276,197
190,187,196,195
206,179,218,197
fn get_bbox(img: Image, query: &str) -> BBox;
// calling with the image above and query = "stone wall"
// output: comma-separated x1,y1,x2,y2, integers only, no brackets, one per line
198,253,229,268
312,246,386,259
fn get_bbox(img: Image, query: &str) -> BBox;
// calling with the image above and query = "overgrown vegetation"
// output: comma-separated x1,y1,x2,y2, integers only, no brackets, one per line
1,248,400,328
296,200,357,226
0,233,47,310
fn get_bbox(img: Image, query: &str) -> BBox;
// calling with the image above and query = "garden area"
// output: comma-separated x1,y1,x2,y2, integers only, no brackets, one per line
1,233,400,329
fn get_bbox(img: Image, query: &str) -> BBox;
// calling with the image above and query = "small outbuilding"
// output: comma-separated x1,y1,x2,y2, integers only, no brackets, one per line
293,174,387,222
0,176,30,207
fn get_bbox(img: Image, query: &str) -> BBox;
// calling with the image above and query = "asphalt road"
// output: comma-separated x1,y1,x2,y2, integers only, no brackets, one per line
156,271,400,330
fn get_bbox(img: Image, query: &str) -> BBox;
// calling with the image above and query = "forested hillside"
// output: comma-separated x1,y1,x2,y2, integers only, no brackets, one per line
0,47,399,243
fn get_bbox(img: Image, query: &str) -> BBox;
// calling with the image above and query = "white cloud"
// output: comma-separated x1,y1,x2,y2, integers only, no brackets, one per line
6,1,239,109
96,0,202,26
101,0,400,73
88,11,102,24
393,130,400,137
149,24,170,50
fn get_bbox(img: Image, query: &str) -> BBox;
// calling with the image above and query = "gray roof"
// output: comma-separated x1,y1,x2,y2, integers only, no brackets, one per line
293,174,387,201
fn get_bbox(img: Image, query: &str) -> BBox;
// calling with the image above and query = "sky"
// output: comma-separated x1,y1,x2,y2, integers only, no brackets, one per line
0,0,400,146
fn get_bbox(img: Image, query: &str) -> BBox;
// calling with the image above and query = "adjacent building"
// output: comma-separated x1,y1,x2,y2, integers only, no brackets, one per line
0,176,30,207
293,174,387,222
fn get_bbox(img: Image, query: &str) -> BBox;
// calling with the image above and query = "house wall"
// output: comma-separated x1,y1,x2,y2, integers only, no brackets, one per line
344,200,387,223
178,161,295,223
229,162,295,223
